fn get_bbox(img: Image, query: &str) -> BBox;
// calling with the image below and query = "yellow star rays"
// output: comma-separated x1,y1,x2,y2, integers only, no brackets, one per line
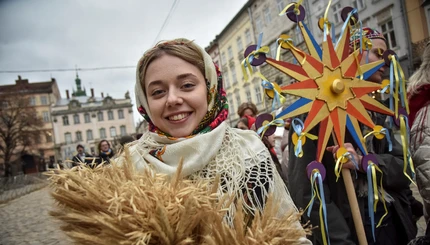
270,23,393,161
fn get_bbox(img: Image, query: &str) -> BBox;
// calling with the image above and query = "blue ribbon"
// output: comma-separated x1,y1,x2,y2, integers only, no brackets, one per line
249,32,264,64
291,118,305,157
379,128,393,152
335,9,357,49
261,80,282,111
317,172,330,245
367,164,376,242
388,62,395,128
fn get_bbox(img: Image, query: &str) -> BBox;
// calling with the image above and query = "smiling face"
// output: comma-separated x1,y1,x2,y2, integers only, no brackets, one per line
144,54,208,138
360,38,387,83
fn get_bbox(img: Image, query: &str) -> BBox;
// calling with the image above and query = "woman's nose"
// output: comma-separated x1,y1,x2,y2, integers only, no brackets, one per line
166,90,183,107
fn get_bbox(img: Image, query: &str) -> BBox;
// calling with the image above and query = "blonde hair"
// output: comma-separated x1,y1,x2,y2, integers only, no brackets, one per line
137,39,205,92
408,42,430,96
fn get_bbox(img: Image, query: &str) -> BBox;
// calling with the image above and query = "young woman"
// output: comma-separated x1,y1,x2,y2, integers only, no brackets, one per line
97,140,115,164
122,38,309,242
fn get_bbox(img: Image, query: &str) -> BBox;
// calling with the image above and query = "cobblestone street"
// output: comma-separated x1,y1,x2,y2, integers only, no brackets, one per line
0,187,71,245
0,185,426,244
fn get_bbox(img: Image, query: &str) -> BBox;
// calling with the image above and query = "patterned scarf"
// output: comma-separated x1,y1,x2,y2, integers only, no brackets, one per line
135,39,229,160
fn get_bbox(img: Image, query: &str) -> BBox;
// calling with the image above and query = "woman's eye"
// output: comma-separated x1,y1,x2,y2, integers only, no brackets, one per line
151,90,164,96
182,83,195,89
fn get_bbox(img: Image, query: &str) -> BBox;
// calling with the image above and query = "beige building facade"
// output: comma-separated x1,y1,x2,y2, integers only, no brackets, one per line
51,76,134,161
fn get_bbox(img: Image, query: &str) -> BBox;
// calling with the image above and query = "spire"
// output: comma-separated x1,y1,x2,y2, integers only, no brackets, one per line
71,66,87,97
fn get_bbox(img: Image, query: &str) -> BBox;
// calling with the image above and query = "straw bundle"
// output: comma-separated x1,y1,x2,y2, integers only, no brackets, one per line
49,153,310,244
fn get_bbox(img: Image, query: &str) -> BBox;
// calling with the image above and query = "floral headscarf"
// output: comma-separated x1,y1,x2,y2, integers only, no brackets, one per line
135,38,228,139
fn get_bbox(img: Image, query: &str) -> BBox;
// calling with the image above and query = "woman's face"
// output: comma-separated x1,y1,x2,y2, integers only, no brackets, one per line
100,141,110,152
360,38,387,83
144,54,208,138
243,108,255,117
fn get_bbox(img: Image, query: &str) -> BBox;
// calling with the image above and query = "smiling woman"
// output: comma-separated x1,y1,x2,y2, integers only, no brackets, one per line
122,38,311,242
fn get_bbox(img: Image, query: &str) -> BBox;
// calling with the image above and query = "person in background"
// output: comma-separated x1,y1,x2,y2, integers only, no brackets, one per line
280,118,291,184
72,144,93,167
97,140,115,164
288,27,417,244
408,41,430,236
237,102,258,118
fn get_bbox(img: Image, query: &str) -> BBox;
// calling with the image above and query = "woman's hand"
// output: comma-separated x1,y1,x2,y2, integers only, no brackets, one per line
326,143,363,171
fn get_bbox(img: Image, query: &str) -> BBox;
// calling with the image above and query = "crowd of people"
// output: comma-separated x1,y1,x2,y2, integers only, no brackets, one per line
63,26,430,244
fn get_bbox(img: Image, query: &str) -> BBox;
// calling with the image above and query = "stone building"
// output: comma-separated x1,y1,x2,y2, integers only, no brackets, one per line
405,0,430,70
51,75,135,161
0,76,61,174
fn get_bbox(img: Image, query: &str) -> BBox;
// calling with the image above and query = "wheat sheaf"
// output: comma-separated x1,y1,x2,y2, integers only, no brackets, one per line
48,150,310,245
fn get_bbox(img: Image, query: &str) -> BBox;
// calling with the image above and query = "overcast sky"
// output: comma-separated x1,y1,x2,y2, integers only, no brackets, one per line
0,0,248,125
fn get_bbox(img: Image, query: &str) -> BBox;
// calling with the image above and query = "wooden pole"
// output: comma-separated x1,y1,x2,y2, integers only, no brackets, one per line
331,131,368,245
342,168,368,245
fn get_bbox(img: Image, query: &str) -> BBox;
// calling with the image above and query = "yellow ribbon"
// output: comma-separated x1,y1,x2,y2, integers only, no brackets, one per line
294,132,318,157
334,153,350,182
314,175,328,245
241,46,270,81
255,72,287,108
369,162,389,227
257,118,284,140
353,51,364,80
392,57,400,119
304,169,328,245
278,0,304,16
391,55,410,114
363,126,386,141
400,116,416,184
321,0,333,35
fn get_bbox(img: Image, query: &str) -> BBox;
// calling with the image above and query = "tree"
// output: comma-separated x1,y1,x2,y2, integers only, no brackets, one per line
0,93,44,176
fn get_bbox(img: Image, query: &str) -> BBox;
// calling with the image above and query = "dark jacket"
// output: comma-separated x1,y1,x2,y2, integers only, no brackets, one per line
287,112,417,244
97,150,115,164
72,152,93,167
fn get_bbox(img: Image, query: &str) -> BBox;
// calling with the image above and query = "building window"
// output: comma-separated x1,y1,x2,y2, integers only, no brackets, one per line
1,101,8,108
228,95,235,115
276,0,284,13
73,114,80,124
62,116,69,126
84,113,90,123
255,16,263,34
352,0,365,11
254,85,262,103
380,20,397,49
224,70,231,89
245,29,252,44
235,93,241,107
264,7,272,24
40,96,48,105
29,96,36,106
97,111,104,121
221,52,227,65
237,37,243,52
332,2,342,24
120,126,127,136
228,46,233,60
110,127,117,137
108,111,114,120
76,131,82,141
118,109,124,119
270,41,278,58
231,66,238,84
42,111,50,123
87,130,93,141
99,128,106,138
65,133,72,144
45,131,53,143
246,89,252,102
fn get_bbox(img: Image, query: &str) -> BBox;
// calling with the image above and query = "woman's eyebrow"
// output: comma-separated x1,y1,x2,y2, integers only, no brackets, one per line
176,73,197,80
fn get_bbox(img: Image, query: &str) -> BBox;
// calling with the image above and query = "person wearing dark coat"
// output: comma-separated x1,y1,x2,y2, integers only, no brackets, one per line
97,140,115,164
72,144,93,167
287,27,419,244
